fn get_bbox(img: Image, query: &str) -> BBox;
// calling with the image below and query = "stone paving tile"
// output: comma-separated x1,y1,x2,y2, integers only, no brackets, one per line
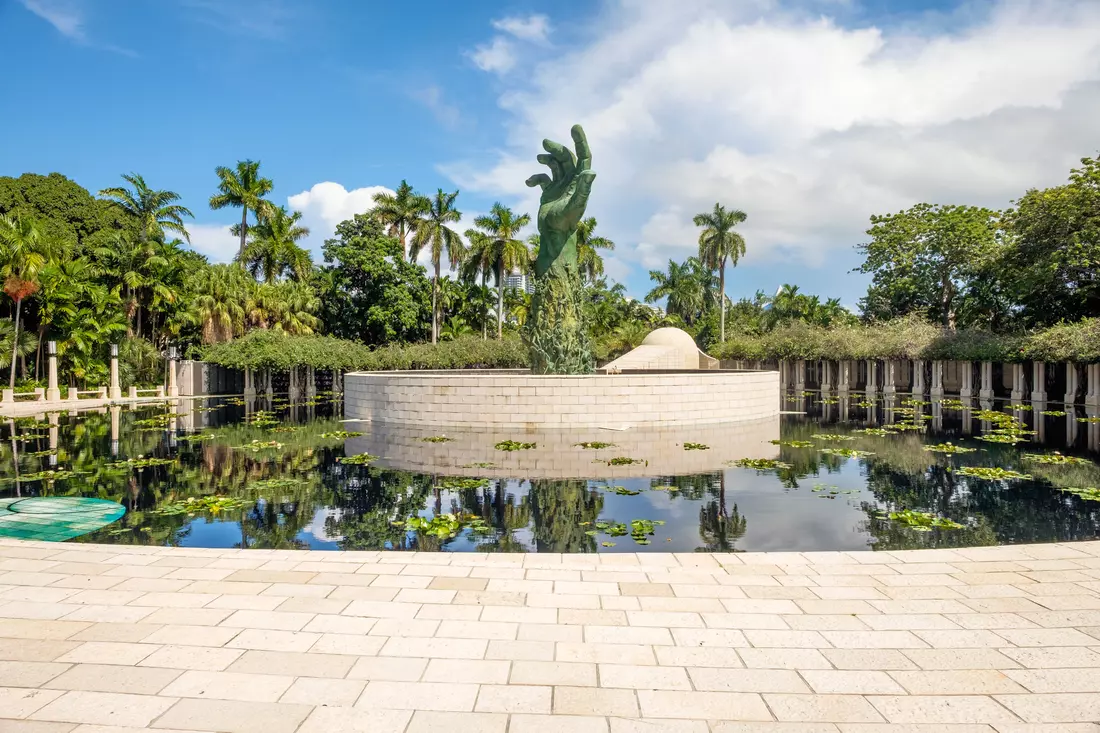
11,540,1100,729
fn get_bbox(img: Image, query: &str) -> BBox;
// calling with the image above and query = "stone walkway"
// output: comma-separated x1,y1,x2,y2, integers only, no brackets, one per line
2,539,1100,732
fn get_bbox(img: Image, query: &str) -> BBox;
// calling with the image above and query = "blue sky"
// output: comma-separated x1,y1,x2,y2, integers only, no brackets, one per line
3,0,1099,310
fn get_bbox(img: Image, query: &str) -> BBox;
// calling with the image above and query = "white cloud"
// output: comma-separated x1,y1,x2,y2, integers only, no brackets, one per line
411,86,460,129
20,0,84,39
287,181,394,255
445,0,1100,303
492,14,551,43
186,224,239,264
470,37,516,73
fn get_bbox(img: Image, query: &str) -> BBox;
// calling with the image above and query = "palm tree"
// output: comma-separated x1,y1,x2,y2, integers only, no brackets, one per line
645,258,709,325
464,203,531,339
241,206,311,283
694,203,747,343
189,264,249,343
575,217,615,283
409,190,463,343
99,173,194,243
94,232,168,337
0,215,56,388
209,160,275,259
372,181,429,261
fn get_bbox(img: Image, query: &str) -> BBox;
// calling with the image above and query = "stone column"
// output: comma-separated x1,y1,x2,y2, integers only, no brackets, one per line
1065,363,1080,406
110,404,120,457
109,344,122,400
979,361,994,401
244,368,255,398
960,361,974,399
883,360,897,396
45,341,61,402
48,412,59,467
820,360,832,392
1032,362,1047,403
167,347,179,398
962,403,973,434
1010,363,1026,402
912,359,926,397
289,368,299,401
779,360,789,390
794,360,805,393
931,400,944,432
1087,364,1100,408
306,367,316,399
930,360,944,399
265,369,274,399
838,360,850,395
866,360,878,394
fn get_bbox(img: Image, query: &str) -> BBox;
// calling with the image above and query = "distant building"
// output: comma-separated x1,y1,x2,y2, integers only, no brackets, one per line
505,272,535,294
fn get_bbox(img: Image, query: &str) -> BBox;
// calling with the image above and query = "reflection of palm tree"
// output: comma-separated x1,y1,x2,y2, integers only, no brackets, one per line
528,479,602,552
698,474,747,551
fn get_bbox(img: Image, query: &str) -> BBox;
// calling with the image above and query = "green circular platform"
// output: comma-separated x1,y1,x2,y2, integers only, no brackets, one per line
0,497,126,541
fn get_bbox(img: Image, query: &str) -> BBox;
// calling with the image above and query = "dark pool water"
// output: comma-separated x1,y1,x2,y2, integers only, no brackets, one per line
2,392,1099,552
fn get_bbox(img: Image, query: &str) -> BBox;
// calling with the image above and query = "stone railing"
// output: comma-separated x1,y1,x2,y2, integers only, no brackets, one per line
0,388,45,403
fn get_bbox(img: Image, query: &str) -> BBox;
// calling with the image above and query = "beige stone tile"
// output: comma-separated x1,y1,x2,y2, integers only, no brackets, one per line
821,649,919,671
56,642,157,666
688,668,808,693
140,626,240,648
861,614,960,630
989,725,1100,733
218,610,313,631
308,632,387,656
705,612,791,629
994,628,1099,647
558,642,656,665
0,661,70,687
943,613,1037,630
367,618,440,637
621,582,674,597
354,680,479,712
427,577,488,591
153,698,312,733
414,602,480,620
278,676,365,706
138,645,244,672
744,629,829,648
0,720,75,733
143,608,231,627
637,690,771,721
868,695,1021,724
1003,668,1100,693
640,597,727,613
30,691,176,728
423,658,510,684
161,670,293,702
510,713,609,733
765,693,885,723
901,648,1020,670
555,685,639,717
203,595,283,611
737,648,833,670
436,620,517,640
224,629,319,652
998,646,1100,669
710,724,836,733
342,600,422,618
822,631,928,649
511,660,596,686
346,656,427,681
406,710,506,733
519,623,584,642
486,640,555,661
295,707,413,733
300,613,376,634
474,683,551,713
227,649,356,678
68,623,162,644
561,610,628,626
889,670,1025,695
611,720,709,733
654,646,744,668
380,636,487,660
44,664,181,695
670,628,749,648
0,620,90,640
801,670,907,694
599,664,691,690
0,639,80,662
0,686,65,718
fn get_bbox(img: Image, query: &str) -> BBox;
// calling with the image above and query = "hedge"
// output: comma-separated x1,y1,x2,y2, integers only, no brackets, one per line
201,331,529,372
711,316,1100,363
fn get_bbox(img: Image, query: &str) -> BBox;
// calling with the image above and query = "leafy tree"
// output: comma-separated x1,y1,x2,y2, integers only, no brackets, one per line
98,173,193,243
645,257,714,325
694,203,747,343
409,189,463,343
94,231,170,337
575,217,615,283
372,180,429,261
1004,155,1100,326
0,172,127,249
189,263,250,344
209,160,274,259
316,213,430,345
241,206,311,283
0,215,57,388
249,280,319,335
856,203,1003,329
463,203,531,339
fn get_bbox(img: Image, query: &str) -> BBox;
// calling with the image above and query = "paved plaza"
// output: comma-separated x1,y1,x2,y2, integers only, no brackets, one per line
2,538,1100,732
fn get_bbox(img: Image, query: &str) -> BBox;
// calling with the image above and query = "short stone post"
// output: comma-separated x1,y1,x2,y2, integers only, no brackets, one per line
960,361,974,399
1032,362,1047,402
820,360,832,392
46,341,60,402
48,412,59,466
109,344,122,400
1010,363,1026,402
128,386,138,399
979,361,994,401
98,386,107,399
167,347,179,398
794,360,805,393
930,360,944,399
838,360,850,394
912,359,926,397
67,387,78,401
883,360,897,396
866,360,878,393
1065,363,1080,406
156,386,165,398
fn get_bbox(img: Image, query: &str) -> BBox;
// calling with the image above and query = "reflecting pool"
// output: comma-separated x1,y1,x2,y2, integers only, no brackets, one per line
2,392,1099,552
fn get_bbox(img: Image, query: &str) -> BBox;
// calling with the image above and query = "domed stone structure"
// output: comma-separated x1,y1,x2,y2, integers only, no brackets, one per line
599,327,718,372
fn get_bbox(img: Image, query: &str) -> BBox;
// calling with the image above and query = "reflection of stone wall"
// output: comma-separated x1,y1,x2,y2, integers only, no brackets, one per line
344,417,780,479
344,370,779,429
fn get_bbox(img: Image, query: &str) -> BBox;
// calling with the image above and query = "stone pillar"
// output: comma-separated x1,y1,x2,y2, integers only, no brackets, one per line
109,344,122,400
960,361,974,399
837,360,850,395
779,360,789,390
865,360,878,393
1010,363,1026,402
931,400,943,432
128,386,138,399
167,347,179,398
930,360,944,399
1068,412,1079,445
1087,364,1100,408
334,370,343,396
289,368,299,401
1065,363,1080,406
48,412,59,467
979,361,994,401
820,360,832,392
1032,362,1047,403
244,368,256,399
912,359,926,397
794,360,805,393
67,387,78,401
962,403,973,434
46,341,60,402
883,360,897,396
306,367,316,399
109,405,120,457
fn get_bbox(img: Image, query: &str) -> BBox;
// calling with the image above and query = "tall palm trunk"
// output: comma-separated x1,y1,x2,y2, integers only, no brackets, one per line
496,262,504,340
719,261,726,343
9,298,21,390
238,208,248,259
432,262,440,344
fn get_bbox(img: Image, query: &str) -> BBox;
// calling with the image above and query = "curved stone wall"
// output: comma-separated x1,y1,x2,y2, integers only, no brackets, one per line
343,369,779,429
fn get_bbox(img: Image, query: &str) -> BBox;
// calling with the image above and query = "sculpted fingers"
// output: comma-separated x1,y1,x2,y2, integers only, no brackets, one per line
526,173,552,189
571,125,591,171
542,139,577,179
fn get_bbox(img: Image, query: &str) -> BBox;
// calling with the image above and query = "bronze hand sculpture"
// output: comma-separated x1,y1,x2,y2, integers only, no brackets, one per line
523,125,596,374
